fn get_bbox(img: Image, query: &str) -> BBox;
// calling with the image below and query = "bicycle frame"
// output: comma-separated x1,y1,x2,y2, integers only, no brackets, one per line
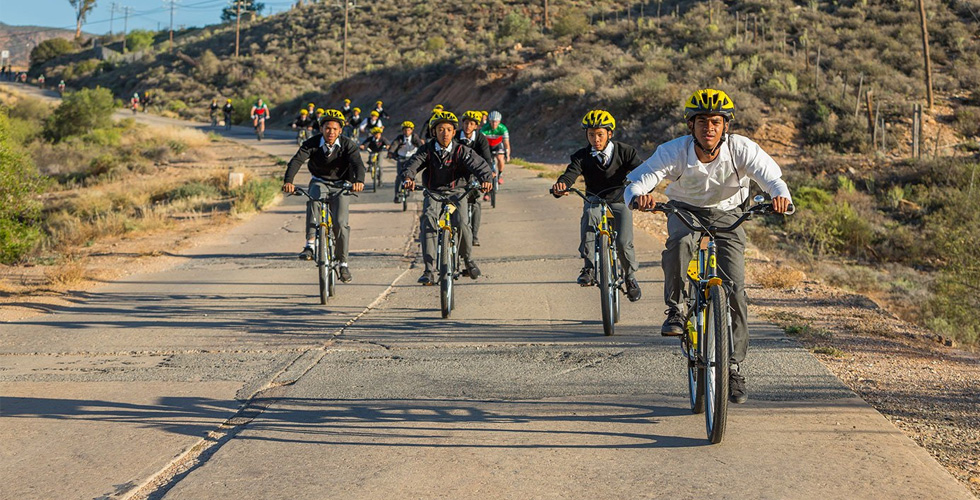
292,181,356,303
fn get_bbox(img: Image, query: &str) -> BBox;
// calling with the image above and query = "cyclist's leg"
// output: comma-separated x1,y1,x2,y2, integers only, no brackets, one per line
420,197,440,273
327,186,351,263
610,202,638,279
714,213,748,364
307,180,327,243
663,209,699,312
395,159,406,197
579,202,601,267
455,190,474,261
468,191,482,241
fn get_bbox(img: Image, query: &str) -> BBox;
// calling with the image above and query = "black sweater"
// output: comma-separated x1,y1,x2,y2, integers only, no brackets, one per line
283,135,366,184
556,141,642,202
458,131,493,165
402,140,494,191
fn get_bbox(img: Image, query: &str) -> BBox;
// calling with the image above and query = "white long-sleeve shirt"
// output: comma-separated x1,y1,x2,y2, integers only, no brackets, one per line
625,134,792,210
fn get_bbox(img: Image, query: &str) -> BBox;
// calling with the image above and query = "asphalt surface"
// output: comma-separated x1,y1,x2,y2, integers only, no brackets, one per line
0,83,974,499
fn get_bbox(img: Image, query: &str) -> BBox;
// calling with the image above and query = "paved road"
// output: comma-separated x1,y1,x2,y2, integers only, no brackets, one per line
0,83,973,499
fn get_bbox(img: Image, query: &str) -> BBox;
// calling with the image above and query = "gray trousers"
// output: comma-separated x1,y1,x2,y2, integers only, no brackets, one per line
421,187,472,273
580,201,638,279
306,179,351,263
468,190,482,240
663,203,748,364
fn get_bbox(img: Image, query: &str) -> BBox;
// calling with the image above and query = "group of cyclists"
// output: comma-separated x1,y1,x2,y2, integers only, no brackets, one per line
280,88,794,406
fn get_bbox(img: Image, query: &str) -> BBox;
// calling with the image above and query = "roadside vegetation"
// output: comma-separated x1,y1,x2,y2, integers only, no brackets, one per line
0,87,280,278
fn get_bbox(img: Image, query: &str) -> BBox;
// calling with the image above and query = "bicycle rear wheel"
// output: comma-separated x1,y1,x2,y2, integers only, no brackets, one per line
611,245,621,324
599,233,615,336
317,227,328,304
327,232,337,297
401,193,408,212
704,285,730,443
439,229,453,318
490,176,498,208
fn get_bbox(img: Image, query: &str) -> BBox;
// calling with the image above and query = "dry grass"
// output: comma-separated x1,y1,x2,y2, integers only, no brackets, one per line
44,258,87,287
750,262,808,289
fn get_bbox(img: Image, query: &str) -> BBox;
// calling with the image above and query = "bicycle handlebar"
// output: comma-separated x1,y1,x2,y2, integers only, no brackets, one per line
291,181,358,201
630,199,795,234
423,181,482,205
550,185,621,205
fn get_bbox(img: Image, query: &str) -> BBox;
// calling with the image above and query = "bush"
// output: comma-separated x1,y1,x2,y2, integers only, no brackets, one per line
952,106,980,138
553,8,589,38
44,87,116,142
500,12,532,42
232,177,280,213
126,30,156,52
0,111,46,263
29,38,75,68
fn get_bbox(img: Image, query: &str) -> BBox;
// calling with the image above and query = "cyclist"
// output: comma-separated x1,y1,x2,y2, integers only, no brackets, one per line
401,111,494,285
458,110,493,245
341,98,353,119
423,105,443,140
481,110,510,184
360,126,390,171
57,80,66,94
307,102,316,117
130,93,140,114
347,107,363,140
551,110,642,302
250,98,269,139
388,121,424,201
313,107,325,128
222,99,234,126
373,100,390,120
626,89,793,404
359,110,383,135
282,109,366,283
480,110,489,126
209,98,220,126
292,109,315,140
37,74,45,89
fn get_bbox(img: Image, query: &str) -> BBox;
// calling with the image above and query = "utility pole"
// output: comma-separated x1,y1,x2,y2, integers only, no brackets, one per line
109,2,118,36
544,0,549,29
121,6,134,52
235,0,242,57
164,0,179,52
916,0,934,109
343,0,350,78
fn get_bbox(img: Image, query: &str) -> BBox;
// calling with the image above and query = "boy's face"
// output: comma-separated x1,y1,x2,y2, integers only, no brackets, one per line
322,121,342,144
435,123,455,147
373,132,382,139
403,127,413,135
587,128,611,151
462,119,479,135
690,114,728,151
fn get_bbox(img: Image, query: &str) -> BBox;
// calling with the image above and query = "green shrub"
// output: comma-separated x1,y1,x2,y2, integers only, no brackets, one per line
553,8,590,38
232,177,280,213
500,12,532,42
167,99,188,113
167,181,220,201
126,30,156,52
0,111,47,263
952,105,980,138
425,36,446,52
29,38,75,68
44,87,116,142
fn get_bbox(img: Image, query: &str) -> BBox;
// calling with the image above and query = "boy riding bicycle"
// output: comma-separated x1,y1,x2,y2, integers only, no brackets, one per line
401,111,494,285
282,109,366,283
552,109,643,302
626,89,793,404
459,110,494,245
389,121,424,201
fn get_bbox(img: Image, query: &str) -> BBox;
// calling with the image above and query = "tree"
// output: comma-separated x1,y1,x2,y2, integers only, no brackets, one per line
30,38,76,68
70,0,98,39
0,111,46,264
126,30,156,52
43,87,116,142
221,0,265,23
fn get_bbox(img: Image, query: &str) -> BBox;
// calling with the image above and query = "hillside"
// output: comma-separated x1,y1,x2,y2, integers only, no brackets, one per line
23,0,980,347
0,22,87,69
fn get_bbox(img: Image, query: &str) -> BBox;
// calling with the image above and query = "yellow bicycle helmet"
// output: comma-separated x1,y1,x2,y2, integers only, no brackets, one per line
343,98,351,104
352,107,360,113
320,109,347,127
375,100,383,107
226,98,232,103
401,121,415,129
581,109,616,131
316,108,325,115
428,110,459,132
370,126,383,135
461,110,483,123
684,89,736,121
433,104,444,112
370,110,380,118
300,109,309,115
308,102,315,107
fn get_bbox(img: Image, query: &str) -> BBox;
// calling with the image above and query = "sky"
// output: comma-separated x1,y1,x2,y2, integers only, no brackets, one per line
0,0,296,35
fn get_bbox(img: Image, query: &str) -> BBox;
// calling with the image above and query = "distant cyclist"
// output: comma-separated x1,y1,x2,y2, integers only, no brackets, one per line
347,107,363,140
423,105,444,140
341,98,353,119
292,109,315,141
222,99,234,127
551,109,642,302
626,89,793,404
388,121,424,201
37,74,45,89
359,110,383,135
251,99,269,139
282,109,366,283
401,111,494,285
459,110,493,245
313,108,325,128
481,110,511,184
209,98,220,127
360,126,389,155
130,93,140,114
306,102,316,117
373,100,390,120
57,80,65,94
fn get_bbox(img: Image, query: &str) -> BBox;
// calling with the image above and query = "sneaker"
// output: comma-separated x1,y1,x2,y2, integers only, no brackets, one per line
729,368,748,404
418,272,435,286
338,266,352,283
576,267,595,286
626,278,642,302
497,176,504,185
298,246,314,261
464,260,481,279
483,194,490,202
661,308,685,336
473,237,481,246
393,196,400,203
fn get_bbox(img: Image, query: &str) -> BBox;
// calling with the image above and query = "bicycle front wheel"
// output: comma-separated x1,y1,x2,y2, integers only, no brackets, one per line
704,285,730,443
402,194,408,212
491,176,498,208
599,233,615,336
327,233,337,297
439,229,453,318
686,305,706,414
611,245,621,324
317,227,328,305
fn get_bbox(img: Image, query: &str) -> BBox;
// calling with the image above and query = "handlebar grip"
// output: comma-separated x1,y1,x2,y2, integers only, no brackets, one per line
629,201,639,210
785,203,796,216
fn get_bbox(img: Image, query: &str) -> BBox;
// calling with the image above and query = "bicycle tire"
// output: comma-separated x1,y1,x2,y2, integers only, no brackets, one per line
376,165,383,189
687,308,706,414
599,233,615,336
327,232,336,297
317,227,328,305
439,229,453,318
490,177,497,208
402,194,408,212
704,285,730,443
611,245,621,324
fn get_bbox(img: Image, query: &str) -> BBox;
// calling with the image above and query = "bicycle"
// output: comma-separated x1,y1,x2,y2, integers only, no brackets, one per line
253,116,265,141
224,112,233,131
552,186,624,336
367,153,382,192
395,181,411,212
422,181,482,318
489,167,499,208
210,112,219,128
633,195,794,443
296,127,310,145
291,181,357,304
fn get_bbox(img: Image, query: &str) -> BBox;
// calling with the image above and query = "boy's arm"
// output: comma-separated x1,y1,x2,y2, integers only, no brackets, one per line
555,154,584,189
734,137,792,201
624,144,679,207
283,142,313,184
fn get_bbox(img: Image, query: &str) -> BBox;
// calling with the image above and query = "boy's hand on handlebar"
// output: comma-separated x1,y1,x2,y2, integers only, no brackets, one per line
352,182,364,192
481,181,493,193
632,194,658,211
403,179,416,191
551,182,568,197
282,182,295,194
772,196,791,214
